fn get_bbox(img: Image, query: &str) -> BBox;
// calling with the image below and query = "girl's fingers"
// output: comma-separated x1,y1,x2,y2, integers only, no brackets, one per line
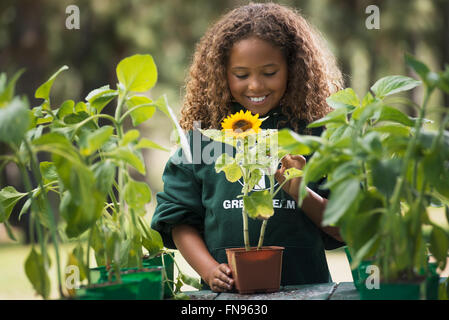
212,278,232,291
281,154,306,169
210,264,234,292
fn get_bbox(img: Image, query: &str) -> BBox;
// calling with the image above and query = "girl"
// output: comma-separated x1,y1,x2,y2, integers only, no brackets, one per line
151,2,345,292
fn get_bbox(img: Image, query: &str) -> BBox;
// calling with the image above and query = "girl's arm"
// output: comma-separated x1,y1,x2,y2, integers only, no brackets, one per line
275,155,343,242
171,224,234,292
298,187,343,242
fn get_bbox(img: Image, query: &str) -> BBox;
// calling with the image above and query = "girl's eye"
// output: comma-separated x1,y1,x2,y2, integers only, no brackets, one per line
264,71,277,77
235,74,248,79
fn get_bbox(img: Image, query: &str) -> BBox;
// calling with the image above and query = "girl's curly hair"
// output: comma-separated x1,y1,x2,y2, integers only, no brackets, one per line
179,2,344,132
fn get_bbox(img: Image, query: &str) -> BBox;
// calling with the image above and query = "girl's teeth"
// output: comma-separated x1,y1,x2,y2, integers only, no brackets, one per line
250,96,266,102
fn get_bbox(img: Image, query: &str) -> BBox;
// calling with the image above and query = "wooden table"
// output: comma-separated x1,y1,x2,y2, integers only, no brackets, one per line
184,282,360,300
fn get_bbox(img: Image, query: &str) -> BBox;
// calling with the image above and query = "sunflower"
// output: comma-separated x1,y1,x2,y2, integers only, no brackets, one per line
221,110,262,138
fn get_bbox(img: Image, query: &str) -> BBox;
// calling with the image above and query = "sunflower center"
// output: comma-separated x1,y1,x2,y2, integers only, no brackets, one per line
232,120,252,132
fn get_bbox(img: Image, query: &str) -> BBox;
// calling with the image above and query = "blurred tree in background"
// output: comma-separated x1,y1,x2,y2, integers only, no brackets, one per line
1,0,448,242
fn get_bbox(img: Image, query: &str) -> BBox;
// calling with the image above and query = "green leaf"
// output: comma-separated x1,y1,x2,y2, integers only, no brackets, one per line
3,220,17,241
124,178,152,209
91,160,116,196
323,179,361,226
371,124,410,137
370,158,401,200
322,160,360,190
73,245,88,280
405,53,430,82
246,169,262,192
277,129,321,155
35,65,68,101
404,53,439,89
74,101,88,113
154,95,192,163
307,107,348,128
110,147,146,175
116,54,157,92
283,167,303,180
0,98,31,145
429,225,449,270
181,273,202,290
18,198,32,221
85,85,118,114
125,95,156,126
301,153,335,185
139,218,163,257
0,186,27,223
33,132,80,164
56,100,75,120
215,153,241,182
135,138,170,152
120,129,140,146
59,190,104,238
344,209,383,253
437,64,449,94
373,105,415,127
53,152,104,237
24,247,51,299
360,131,382,155
243,190,274,220
36,115,53,125
326,88,360,109
371,75,421,99
361,92,375,107
79,126,114,156
350,235,379,270
0,68,25,105
40,161,58,184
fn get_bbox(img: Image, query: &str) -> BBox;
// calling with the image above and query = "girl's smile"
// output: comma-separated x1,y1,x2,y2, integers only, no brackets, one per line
226,36,288,116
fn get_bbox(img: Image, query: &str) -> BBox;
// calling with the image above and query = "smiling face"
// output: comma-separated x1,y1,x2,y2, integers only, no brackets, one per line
226,36,288,116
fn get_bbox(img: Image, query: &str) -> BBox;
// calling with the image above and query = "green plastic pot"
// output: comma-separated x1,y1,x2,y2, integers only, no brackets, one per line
143,253,174,298
76,280,144,300
357,269,440,300
89,266,107,284
423,262,440,300
344,246,372,290
78,267,164,300
358,280,426,300
345,246,440,300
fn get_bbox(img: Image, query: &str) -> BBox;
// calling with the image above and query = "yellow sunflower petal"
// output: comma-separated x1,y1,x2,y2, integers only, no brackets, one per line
220,110,262,138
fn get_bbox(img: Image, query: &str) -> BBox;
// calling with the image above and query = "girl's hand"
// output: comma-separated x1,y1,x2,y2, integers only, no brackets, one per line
274,154,306,202
206,263,234,292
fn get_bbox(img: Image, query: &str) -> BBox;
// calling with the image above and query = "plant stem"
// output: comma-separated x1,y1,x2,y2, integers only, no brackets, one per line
130,208,143,270
241,166,251,251
257,220,267,249
384,88,432,281
242,206,250,251
23,140,65,298
257,174,275,250
390,88,431,213
18,162,52,298
119,103,155,124
86,228,93,285
72,114,117,136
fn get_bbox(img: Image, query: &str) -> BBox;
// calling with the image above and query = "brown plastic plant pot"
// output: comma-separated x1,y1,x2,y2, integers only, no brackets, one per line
226,246,284,294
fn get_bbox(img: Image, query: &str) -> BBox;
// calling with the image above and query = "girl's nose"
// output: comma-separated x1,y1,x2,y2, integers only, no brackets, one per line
248,76,264,92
